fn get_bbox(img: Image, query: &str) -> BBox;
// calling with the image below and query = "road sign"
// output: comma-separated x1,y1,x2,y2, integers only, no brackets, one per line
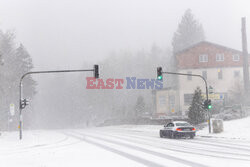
10,103,15,116
202,93,224,100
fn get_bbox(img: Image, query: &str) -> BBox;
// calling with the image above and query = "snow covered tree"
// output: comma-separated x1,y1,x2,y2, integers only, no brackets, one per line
0,31,36,130
188,87,206,125
172,9,205,54
15,44,36,98
169,9,205,89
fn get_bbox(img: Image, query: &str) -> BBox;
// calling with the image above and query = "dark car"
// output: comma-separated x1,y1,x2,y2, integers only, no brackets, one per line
159,121,196,139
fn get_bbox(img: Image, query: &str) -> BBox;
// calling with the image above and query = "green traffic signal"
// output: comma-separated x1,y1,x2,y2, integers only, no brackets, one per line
157,67,163,80
207,99,212,109
157,75,163,80
204,99,212,109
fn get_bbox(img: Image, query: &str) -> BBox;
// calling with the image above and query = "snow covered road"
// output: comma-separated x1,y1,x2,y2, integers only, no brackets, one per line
68,126,250,167
1,126,250,167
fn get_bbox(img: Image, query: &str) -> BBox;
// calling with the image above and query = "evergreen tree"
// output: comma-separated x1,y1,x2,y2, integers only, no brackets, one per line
188,87,206,125
15,44,36,98
169,9,205,89
0,31,36,130
172,9,205,54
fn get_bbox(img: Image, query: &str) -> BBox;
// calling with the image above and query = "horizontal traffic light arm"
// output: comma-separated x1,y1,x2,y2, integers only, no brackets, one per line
162,71,208,93
20,69,94,80
162,71,206,81
18,65,99,140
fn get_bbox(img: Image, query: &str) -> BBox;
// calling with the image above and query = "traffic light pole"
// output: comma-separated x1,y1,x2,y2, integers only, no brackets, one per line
19,67,98,140
162,71,211,133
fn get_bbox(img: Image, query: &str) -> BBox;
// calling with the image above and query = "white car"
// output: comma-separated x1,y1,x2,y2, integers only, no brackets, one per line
159,121,196,139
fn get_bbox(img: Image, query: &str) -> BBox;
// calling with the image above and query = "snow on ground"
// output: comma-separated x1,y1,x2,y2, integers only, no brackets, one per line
101,116,250,140
0,117,250,167
198,116,250,140
0,130,143,167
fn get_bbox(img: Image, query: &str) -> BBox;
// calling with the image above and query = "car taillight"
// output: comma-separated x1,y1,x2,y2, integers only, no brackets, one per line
176,128,182,131
192,128,196,131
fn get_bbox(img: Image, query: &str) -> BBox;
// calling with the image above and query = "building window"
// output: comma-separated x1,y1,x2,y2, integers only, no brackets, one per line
216,54,224,61
218,69,223,79
169,95,175,109
199,54,208,62
234,70,240,77
187,71,192,80
159,96,166,105
233,54,240,61
202,71,207,80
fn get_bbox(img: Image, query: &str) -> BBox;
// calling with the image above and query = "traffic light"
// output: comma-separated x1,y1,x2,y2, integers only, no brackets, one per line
208,99,212,109
20,99,29,109
203,99,212,109
203,100,208,109
157,67,163,80
94,65,99,79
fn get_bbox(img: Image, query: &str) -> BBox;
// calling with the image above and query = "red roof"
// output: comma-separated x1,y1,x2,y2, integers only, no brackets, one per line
176,41,247,69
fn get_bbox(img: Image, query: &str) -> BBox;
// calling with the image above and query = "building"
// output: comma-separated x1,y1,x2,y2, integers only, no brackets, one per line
153,88,180,118
154,41,246,117
177,41,245,115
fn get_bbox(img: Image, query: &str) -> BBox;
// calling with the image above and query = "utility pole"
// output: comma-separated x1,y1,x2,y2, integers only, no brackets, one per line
242,17,249,102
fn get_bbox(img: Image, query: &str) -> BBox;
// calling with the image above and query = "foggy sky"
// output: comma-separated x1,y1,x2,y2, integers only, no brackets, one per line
0,0,250,69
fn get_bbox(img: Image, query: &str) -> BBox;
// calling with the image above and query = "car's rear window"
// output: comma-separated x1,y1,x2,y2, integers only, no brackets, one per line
175,123,191,126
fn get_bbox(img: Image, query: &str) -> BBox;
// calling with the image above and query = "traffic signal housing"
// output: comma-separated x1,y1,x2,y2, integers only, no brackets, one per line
94,65,99,79
203,100,208,109
20,99,29,109
207,99,212,109
203,99,212,109
157,67,163,80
